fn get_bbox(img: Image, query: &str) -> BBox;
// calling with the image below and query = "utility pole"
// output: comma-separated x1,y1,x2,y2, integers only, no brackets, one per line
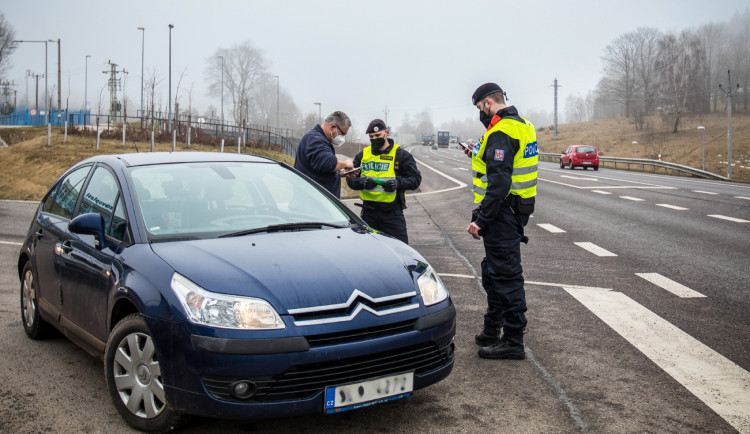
550,78,561,139
383,104,390,128
719,70,739,180
55,39,61,110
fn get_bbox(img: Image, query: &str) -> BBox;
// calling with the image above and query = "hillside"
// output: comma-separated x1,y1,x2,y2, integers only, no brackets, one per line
535,112,750,183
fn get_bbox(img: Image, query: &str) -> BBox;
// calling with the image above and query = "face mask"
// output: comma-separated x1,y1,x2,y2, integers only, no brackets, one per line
479,110,492,128
370,137,386,148
331,127,346,147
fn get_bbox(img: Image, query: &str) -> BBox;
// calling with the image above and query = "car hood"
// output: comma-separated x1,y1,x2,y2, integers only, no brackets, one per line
149,227,425,312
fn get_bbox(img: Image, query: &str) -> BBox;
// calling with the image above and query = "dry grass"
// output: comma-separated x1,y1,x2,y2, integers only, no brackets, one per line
0,128,294,201
536,111,750,183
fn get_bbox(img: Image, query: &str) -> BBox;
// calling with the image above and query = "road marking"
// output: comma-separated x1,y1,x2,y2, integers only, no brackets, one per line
538,223,566,233
591,190,612,195
409,158,468,197
454,167,469,171
0,240,23,246
620,196,645,202
560,175,598,181
574,242,617,257
635,273,706,298
693,190,719,195
656,204,689,211
564,285,750,433
438,273,475,279
735,196,750,201
708,215,750,223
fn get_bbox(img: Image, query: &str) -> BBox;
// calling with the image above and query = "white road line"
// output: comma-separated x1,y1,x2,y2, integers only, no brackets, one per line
537,223,566,233
735,196,750,201
693,190,719,195
560,175,598,181
591,190,612,195
437,273,475,279
574,242,617,257
564,285,750,433
455,167,469,171
635,273,706,298
708,215,750,223
408,158,468,197
0,240,23,246
656,204,689,211
620,196,645,202
541,178,677,190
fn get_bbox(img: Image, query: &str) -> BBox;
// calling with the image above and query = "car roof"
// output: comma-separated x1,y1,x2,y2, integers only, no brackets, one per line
78,152,276,168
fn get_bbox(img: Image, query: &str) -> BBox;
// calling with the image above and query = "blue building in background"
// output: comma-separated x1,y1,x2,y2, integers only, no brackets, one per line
0,106,91,126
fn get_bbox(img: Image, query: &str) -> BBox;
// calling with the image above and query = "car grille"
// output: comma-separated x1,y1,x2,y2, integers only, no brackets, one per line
202,342,453,403
305,319,416,347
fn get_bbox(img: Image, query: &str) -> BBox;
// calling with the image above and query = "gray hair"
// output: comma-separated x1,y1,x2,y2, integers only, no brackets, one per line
324,111,351,130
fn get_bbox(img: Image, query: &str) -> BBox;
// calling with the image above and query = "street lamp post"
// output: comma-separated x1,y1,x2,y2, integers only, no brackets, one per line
168,24,174,133
632,141,638,157
49,39,60,110
138,27,145,123
274,75,279,132
314,102,321,124
218,55,224,134
698,126,706,171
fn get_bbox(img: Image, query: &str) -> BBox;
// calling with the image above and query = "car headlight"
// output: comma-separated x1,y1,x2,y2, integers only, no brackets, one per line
171,273,285,330
418,267,449,306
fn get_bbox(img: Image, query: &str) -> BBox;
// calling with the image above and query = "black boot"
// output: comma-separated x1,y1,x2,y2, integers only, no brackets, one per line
478,334,525,360
474,326,500,346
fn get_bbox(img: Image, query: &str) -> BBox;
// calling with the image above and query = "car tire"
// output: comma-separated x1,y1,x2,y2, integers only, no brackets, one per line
105,313,184,433
594,166,599,171
20,261,54,339
569,161,575,170
583,166,588,170
559,159,564,169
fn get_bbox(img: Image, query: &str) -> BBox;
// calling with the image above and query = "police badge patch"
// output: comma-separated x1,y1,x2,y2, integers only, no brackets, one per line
495,149,504,161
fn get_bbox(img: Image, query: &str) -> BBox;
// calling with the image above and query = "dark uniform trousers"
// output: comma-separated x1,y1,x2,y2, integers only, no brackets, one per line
361,205,408,244
480,201,529,338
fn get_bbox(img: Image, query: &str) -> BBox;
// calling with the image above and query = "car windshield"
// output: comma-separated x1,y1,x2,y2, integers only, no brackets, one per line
129,161,353,240
577,147,596,153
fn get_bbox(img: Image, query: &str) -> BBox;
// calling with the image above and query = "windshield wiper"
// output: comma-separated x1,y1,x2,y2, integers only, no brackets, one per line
219,222,348,238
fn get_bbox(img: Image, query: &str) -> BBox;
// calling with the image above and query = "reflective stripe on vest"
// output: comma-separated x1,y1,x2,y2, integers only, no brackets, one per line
471,116,538,203
360,144,399,203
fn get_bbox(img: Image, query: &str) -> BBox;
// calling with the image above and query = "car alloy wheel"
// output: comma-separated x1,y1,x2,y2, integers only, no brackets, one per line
559,159,564,169
20,262,52,339
105,314,182,432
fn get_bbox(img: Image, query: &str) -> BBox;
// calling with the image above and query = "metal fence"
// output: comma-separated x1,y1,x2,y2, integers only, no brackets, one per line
0,108,300,157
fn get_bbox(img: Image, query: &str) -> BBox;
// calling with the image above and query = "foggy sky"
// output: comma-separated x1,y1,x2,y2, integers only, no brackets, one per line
3,0,748,136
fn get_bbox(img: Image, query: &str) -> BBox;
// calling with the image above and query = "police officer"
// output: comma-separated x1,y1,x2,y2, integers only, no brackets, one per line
464,83,538,360
346,119,422,244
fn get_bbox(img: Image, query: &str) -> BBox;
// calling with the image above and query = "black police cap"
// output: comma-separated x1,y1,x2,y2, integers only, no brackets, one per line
472,82,505,105
366,119,387,134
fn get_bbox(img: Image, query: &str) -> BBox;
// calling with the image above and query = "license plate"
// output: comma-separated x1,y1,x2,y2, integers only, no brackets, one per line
582,161,591,164
324,371,414,413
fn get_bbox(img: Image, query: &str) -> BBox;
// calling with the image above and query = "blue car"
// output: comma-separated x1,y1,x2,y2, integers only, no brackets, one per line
17,152,455,432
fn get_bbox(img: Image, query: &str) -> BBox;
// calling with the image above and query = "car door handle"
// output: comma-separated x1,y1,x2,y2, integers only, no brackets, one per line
35,230,44,239
61,241,73,254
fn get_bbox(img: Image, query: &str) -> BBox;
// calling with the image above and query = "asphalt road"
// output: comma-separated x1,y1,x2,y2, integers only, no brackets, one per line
1,147,748,432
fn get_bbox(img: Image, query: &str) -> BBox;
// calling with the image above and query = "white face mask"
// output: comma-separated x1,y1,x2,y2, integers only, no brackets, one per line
331,126,346,147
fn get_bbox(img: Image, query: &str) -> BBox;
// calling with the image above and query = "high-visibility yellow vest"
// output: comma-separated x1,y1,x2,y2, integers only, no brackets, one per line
360,144,399,203
472,116,538,203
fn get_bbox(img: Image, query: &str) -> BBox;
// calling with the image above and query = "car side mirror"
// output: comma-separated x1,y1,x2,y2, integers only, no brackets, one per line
70,213,106,249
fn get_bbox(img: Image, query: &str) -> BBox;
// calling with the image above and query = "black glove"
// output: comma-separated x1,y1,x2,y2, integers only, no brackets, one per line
383,179,397,192
363,177,377,190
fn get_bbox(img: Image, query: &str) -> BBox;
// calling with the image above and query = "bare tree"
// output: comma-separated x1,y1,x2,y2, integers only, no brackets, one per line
0,12,16,78
633,27,661,119
655,31,706,133
205,41,269,125
145,68,164,128
600,32,640,118
697,22,728,112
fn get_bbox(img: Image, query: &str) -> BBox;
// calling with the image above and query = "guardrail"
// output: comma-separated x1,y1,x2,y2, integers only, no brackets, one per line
539,153,729,181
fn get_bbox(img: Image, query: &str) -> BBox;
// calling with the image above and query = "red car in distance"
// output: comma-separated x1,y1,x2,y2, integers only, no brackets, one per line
560,145,599,170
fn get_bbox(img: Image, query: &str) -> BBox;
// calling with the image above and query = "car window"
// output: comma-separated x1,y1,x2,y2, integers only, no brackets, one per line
129,161,353,239
78,166,120,231
577,147,596,153
46,165,91,219
109,195,130,242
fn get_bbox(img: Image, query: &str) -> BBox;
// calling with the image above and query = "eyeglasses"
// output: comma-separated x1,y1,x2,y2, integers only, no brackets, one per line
332,124,347,136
